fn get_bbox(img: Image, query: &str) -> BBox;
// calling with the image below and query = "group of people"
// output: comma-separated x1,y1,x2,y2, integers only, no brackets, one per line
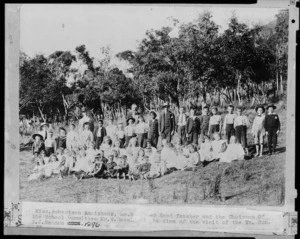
27,102,281,182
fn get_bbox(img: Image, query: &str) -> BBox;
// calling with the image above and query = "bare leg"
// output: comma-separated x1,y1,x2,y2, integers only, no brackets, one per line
254,145,259,157
259,144,263,156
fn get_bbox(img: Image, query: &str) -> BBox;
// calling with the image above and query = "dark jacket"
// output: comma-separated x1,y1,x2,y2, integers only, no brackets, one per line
186,116,200,135
93,126,107,141
264,114,280,131
159,111,175,133
148,118,159,138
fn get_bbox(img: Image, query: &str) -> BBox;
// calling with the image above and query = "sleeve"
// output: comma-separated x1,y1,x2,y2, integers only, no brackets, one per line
234,117,237,129
277,115,281,131
66,134,70,149
223,115,227,130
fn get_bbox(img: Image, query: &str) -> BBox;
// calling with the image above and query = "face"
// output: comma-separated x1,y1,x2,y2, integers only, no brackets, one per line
60,129,66,136
204,138,210,143
190,109,195,116
109,156,114,162
113,151,118,157
179,107,184,114
128,119,133,125
257,108,263,116
189,146,195,153
228,107,233,113
115,141,120,148
118,124,123,130
35,136,41,141
268,107,274,114
70,125,75,130
41,151,45,157
150,113,156,119
139,117,144,122
84,124,89,131
98,121,103,127
138,150,145,157
236,109,242,116
212,109,217,115
203,108,208,115
230,136,237,144
146,142,151,148
109,119,113,125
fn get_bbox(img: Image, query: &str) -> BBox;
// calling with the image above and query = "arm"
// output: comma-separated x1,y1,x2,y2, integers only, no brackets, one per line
223,115,227,132
219,116,223,133
277,115,281,132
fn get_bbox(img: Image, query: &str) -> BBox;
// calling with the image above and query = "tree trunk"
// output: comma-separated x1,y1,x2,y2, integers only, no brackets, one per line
276,70,279,95
38,106,45,122
280,71,283,94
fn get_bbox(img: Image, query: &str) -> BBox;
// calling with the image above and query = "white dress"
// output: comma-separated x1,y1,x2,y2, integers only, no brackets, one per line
211,140,227,159
67,131,79,150
219,143,245,163
161,147,186,170
199,142,214,162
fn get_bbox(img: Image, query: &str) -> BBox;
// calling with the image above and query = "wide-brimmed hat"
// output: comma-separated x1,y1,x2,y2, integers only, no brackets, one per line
162,102,170,108
266,104,276,110
32,133,43,140
98,119,103,124
59,127,67,132
149,110,157,118
40,123,49,130
255,105,265,113
127,117,135,124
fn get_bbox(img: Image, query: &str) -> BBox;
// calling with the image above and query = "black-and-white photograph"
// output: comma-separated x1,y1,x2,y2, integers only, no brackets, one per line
18,4,289,207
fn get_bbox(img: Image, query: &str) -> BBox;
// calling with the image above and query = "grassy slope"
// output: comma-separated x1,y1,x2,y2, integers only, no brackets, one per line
19,101,286,206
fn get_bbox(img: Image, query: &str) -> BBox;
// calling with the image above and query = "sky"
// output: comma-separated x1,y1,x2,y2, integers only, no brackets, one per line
20,4,284,67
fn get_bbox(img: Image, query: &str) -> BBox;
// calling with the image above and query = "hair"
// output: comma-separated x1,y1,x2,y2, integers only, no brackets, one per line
104,136,112,146
228,104,234,109
98,119,103,124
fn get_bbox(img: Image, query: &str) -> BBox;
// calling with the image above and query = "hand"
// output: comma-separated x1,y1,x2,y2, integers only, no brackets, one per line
276,130,280,135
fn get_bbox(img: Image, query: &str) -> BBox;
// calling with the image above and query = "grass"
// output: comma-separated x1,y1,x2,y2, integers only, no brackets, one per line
19,100,287,206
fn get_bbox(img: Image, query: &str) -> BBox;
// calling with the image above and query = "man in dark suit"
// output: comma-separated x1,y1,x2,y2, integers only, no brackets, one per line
148,110,159,148
186,107,200,145
93,120,107,149
159,103,175,143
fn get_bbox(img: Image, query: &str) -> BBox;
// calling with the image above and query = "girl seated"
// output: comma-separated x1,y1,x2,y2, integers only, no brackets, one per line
28,155,46,181
113,140,127,157
145,139,157,163
43,154,59,178
183,144,201,171
211,132,227,160
198,136,214,163
32,133,45,158
56,148,65,162
129,157,141,181
126,137,140,159
182,141,190,158
219,136,245,163
148,153,167,179
106,154,118,178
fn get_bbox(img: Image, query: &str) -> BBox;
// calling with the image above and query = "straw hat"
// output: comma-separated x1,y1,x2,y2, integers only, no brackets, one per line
32,133,43,140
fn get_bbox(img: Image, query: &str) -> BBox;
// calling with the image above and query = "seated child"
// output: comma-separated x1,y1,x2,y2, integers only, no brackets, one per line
28,155,45,181
198,135,214,162
219,136,245,163
31,133,45,158
44,130,56,156
116,155,130,180
211,132,227,160
129,157,141,181
56,147,65,162
182,141,190,158
113,140,127,157
138,156,151,180
44,154,59,178
100,136,113,158
106,154,118,178
183,144,201,171
145,139,157,162
148,152,167,179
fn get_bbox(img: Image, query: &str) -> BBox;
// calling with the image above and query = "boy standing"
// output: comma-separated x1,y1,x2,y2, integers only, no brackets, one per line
186,107,200,145
199,106,210,142
223,105,236,143
234,107,250,155
176,106,187,145
264,104,280,155
148,110,159,148
208,106,223,140
252,105,266,157
93,120,107,150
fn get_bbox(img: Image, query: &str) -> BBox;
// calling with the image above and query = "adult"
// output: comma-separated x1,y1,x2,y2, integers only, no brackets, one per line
186,107,200,145
176,106,187,145
148,110,159,148
93,119,107,150
158,102,175,143
78,107,91,132
199,106,210,143
127,103,139,124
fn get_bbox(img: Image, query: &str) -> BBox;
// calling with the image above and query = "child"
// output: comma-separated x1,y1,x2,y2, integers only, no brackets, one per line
223,105,236,143
116,122,125,148
199,106,210,143
56,147,65,162
67,123,79,150
126,137,140,159
182,141,190,158
116,155,130,180
100,136,113,159
148,110,159,148
28,155,45,181
106,117,118,144
113,140,127,157
124,118,136,148
138,156,151,179
219,136,245,163
148,153,167,179
199,136,214,163
55,127,67,150
234,107,250,155
211,132,227,160
135,115,149,148
106,154,118,178
32,133,45,158
79,122,94,149
161,140,185,170
183,144,201,171
145,139,157,162
186,107,200,145
129,157,141,181
252,106,266,157
264,104,280,155
44,130,56,157
93,120,107,150
208,106,223,140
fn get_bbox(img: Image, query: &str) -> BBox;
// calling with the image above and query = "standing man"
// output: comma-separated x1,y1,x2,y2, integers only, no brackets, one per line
186,107,200,145
93,120,107,150
78,107,91,132
176,106,187,145
199,106,210,143
159,102,175,143
148,110,159,148
264,104,280,155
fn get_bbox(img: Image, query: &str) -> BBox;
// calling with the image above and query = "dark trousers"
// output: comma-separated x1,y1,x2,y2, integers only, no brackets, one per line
95,136,104,149
187,130,198,145
177,125,186,145
235,125,247,148
124,135,133,148
225,124,235,143
118,137,125,148
149,134,159,148
137,133,147,148
267,127,278,152
161,126,172,143
45,147,54,157
210,124,220,139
